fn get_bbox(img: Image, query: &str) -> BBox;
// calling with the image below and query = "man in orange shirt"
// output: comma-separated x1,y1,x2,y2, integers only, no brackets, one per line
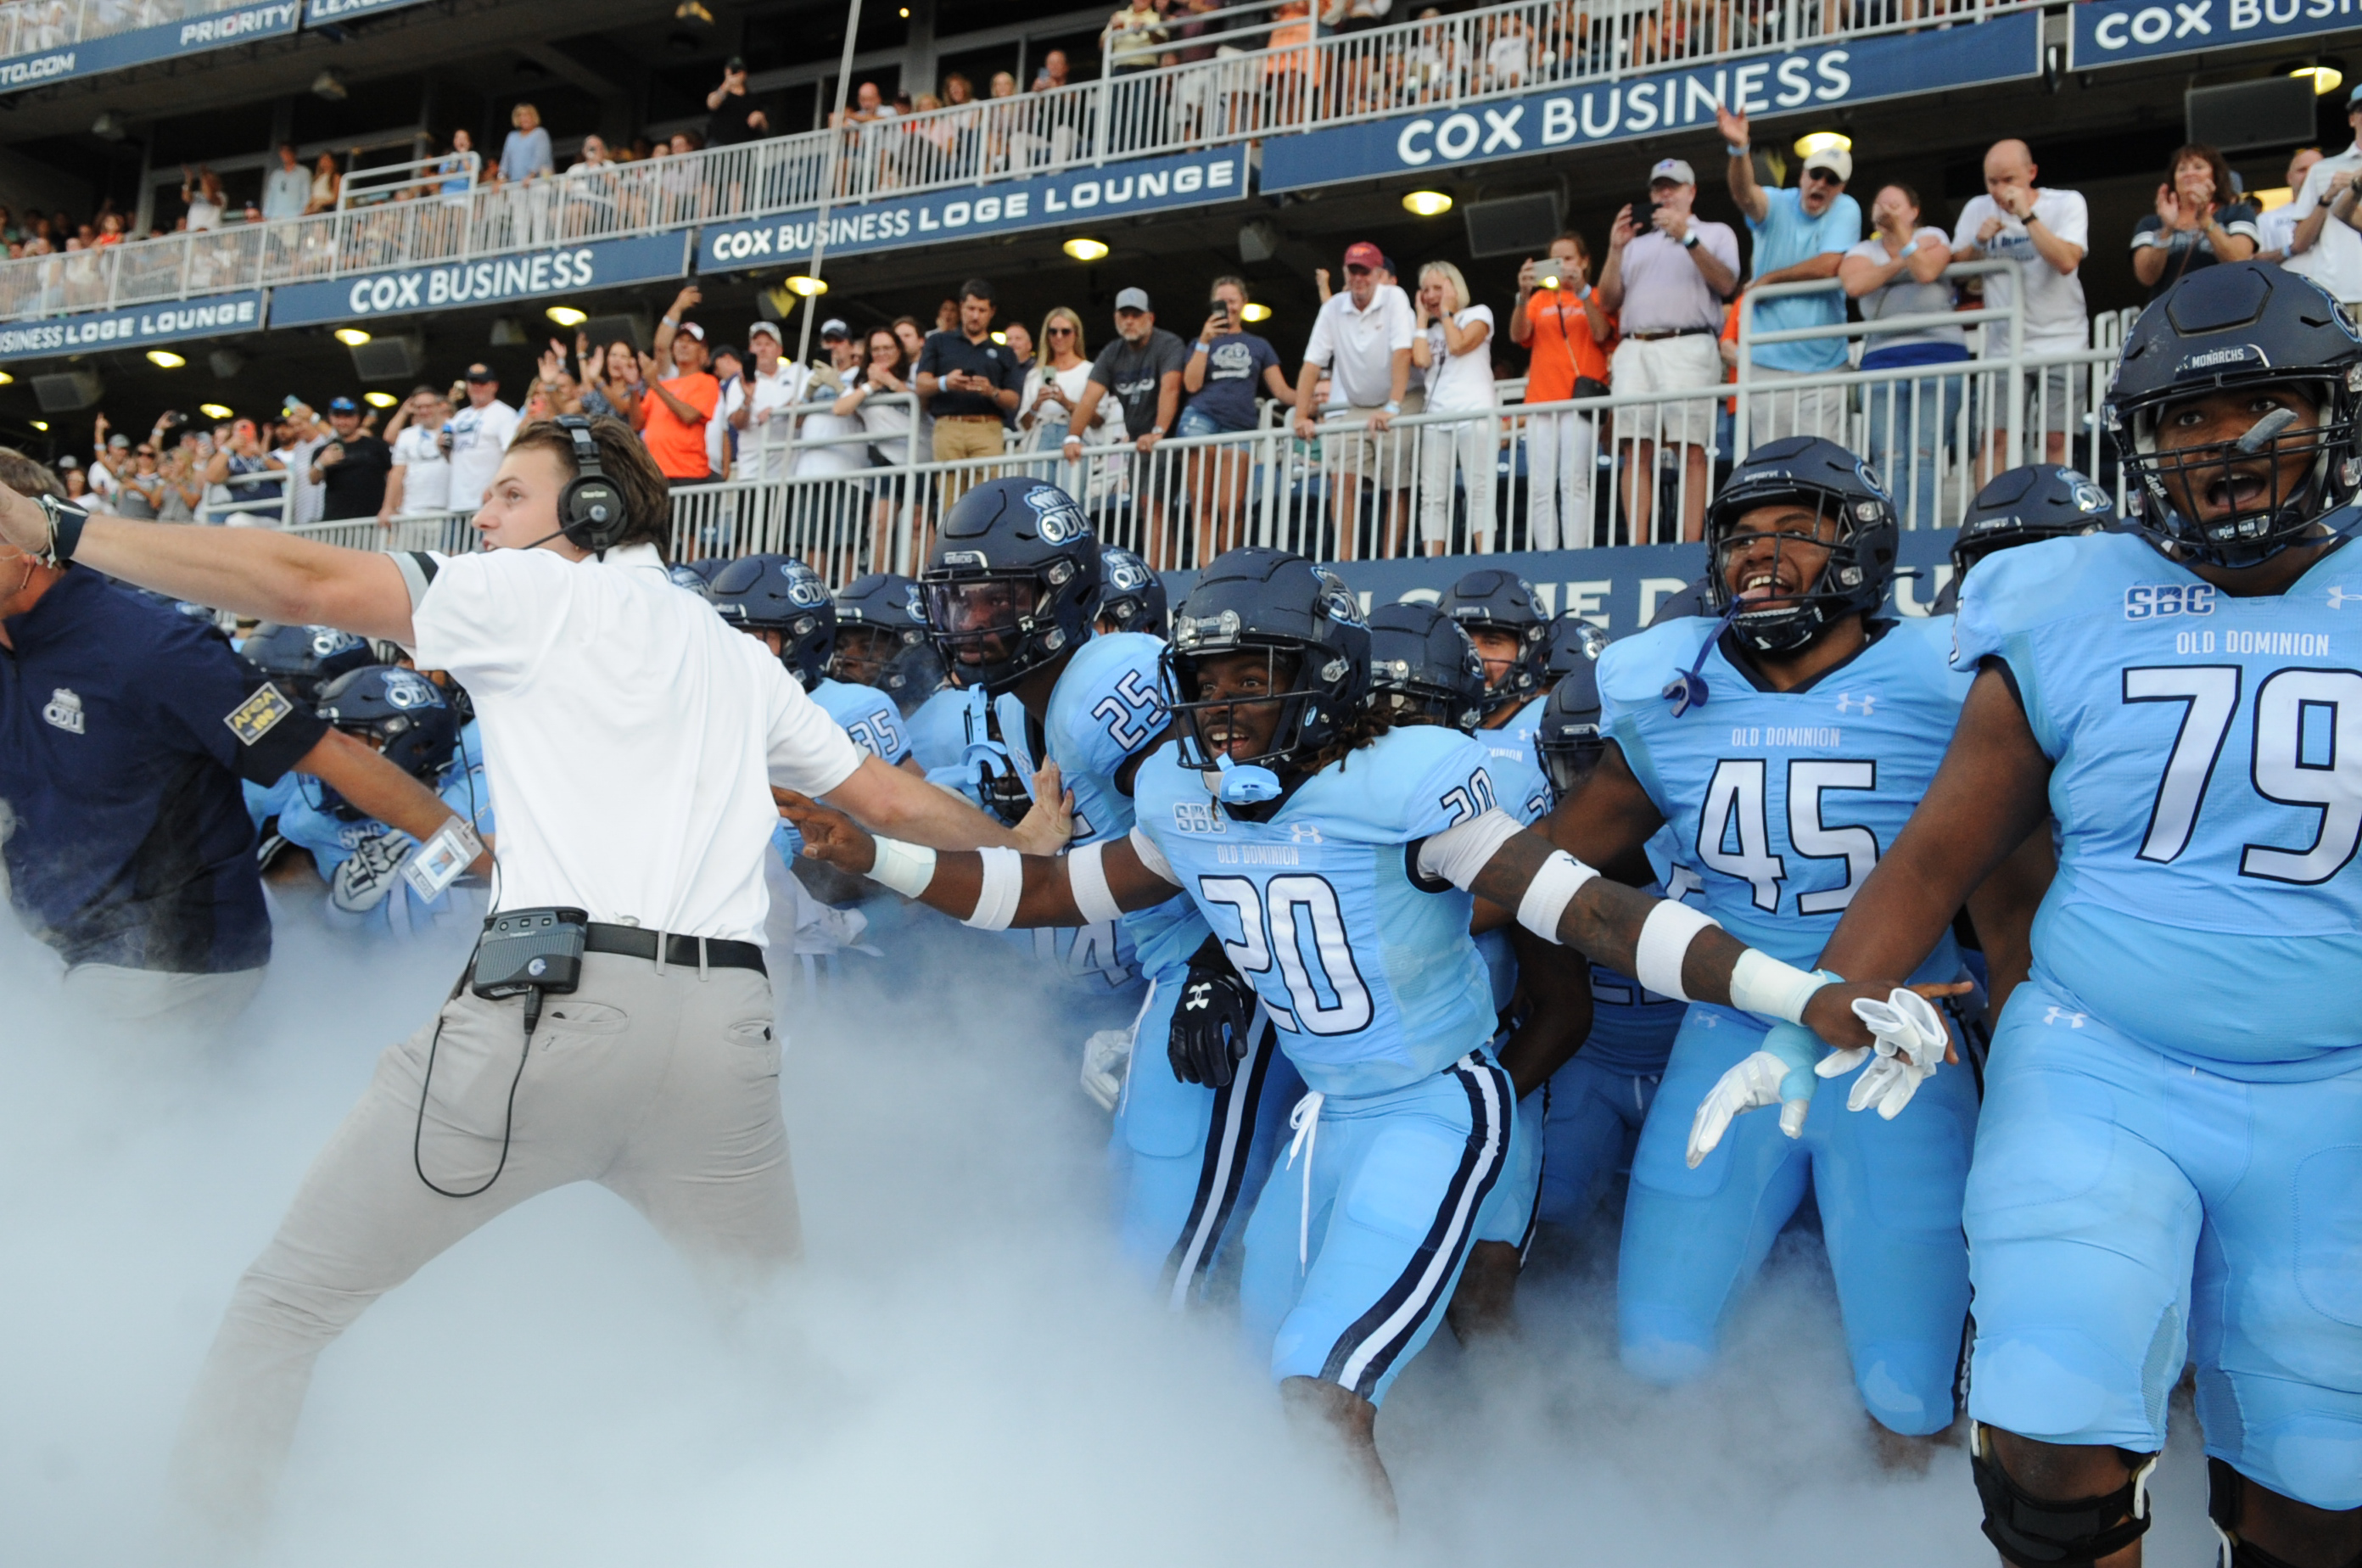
635,285,720,484
1511,232,1614,550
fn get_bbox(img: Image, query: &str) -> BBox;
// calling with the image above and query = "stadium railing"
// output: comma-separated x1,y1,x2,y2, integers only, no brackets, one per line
0,0,2038,321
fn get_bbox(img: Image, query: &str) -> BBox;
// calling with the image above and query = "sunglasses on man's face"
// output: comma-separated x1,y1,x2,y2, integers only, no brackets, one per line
1804,169,1844,186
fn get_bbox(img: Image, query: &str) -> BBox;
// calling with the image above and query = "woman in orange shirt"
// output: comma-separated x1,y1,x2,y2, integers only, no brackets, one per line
1510,231,1614,550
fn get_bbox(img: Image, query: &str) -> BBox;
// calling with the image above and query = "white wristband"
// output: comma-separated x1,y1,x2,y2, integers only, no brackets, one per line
867,836,938,899
1632,899,1721,1001
962,845,1024,931
1067,839,1122,925
1514,850,1599,943
1727,949,1833,1026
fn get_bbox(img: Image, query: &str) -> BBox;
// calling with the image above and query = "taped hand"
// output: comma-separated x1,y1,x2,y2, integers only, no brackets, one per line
1818,988,1948,1119
1168,939,1257,1089
1685,1020,1822,1168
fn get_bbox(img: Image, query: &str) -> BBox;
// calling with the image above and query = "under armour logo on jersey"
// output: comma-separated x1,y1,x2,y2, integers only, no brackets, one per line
2330,586,2361,610
1834,692,1876,716
2042,1006,2087,1029
1288,822,1324,844
41,687,84,734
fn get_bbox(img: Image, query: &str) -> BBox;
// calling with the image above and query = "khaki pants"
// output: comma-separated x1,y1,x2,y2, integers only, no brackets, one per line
172,950,793,1532
932,416,1005,510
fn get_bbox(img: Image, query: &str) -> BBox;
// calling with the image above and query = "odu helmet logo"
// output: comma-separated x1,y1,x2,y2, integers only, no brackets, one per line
1313,567,1364,627
902,582,925,619
1107,554,1150,591
779,563,828,608
1023,485,1089,545
311,628,362,658
382,670,439,710
2070,477,2112,513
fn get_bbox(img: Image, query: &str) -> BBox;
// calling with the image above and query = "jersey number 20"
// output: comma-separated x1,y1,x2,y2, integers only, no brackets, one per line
1696,758,1880,915
1195,874,1374,1036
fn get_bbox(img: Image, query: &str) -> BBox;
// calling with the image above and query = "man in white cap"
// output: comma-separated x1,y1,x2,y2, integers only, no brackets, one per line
1597,157,1738,543
1717,106,1861,445
729,319,806,480
792,318,870,479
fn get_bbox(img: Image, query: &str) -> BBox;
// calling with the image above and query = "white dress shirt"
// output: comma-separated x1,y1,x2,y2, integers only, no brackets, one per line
408,542,863,944
2285,145,2362,303
1303,285,1417,408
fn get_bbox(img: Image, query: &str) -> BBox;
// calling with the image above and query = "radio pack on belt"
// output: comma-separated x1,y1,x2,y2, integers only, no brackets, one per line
470,907,589,1000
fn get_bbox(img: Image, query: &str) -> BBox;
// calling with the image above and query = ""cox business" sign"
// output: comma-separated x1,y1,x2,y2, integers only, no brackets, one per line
268,232,690,328
2071,0,2361,67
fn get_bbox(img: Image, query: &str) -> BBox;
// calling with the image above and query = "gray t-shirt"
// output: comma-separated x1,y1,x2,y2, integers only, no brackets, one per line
1087,328,1189,437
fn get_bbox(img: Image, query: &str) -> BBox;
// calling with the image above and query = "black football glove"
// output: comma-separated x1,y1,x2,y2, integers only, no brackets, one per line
975,753,1034,827
1168,934,1257,1089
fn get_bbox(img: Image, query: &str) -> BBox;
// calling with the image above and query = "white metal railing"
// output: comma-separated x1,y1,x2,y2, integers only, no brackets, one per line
0,0,248,61
197,462,292,528
339,151,479,210
0,0,2039,322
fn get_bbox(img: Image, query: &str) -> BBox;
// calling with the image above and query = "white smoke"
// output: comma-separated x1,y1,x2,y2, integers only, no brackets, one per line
0,907,2211,1566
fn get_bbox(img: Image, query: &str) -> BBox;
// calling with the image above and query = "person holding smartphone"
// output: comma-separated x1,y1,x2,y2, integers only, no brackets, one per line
1513,232,1615,550
705,57,770,148
1178,275,1288,558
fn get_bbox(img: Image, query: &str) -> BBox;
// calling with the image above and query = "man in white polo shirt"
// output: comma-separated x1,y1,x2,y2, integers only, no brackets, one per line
1293,238,1417,557
0,412,1063,1534
2285,86,2362,312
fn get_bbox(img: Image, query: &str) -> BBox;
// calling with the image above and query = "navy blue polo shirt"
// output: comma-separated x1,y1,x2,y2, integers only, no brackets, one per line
0,569,328,972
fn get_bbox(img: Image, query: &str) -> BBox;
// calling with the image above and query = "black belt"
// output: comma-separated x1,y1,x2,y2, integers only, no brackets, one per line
1626,327,1715,340
584,922,767,975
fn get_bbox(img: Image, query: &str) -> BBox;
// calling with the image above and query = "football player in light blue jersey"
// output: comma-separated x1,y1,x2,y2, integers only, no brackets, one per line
1441,567,1554,757
1809,262,2362,1568
1537,435,2041,1450
237,622,376,832
827,572,944,718
782,546,1889,1510
924,481,1294,1302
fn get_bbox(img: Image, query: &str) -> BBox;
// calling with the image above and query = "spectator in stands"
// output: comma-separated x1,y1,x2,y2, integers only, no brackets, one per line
434,130,478,196
203,419,286,526
708,57,770,147
302,154,340,216
636,284,721,484
379,387,451,524
110,440,164,520
730,320,803,479
893,315,927,365
1106,0,1167,75
839,325,917,466
2283,87,2362,311
1598,157,1737,543
156,444,203,522
934,297,960,334
1180,276,1290,556
1411,260,1499,555
1002,320,1033,370
310,396,392,522
792,318,870,478
1294,238,1417,559
1843,182,1967,529
579,335,643,423
261,143,308,224
706,344,746,480
2130,143,2257,301
1951,137,2089,466
501,103,555,182
181,165,226,232
1032,49,1072,92
841,80,893,126
446,363,521,509
1513,232,1613,550
1717,108,1859,443
274,404,328,528
1018,305,1100,468
2257,147,2324,260
916,277,1021,500
1065,286,1188,562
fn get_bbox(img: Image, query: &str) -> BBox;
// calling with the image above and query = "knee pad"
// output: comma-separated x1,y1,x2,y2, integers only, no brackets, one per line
1970,1422,2158,1568
2208,1457,2362,1568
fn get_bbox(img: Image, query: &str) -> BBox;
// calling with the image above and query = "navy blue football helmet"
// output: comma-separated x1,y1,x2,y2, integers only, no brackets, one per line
1934,463,2119,612
1439,568,1551,714
1533,634,1607,806
1367,600,1487,731
1163,547,1370,805
1704,436,1898,656
706,553,837,691
831,571,942,712
1094,546,1168,637
241,622,376,704
923,477,1101,692
2106,260,2362,567
1645,575,1713,626
1542,612,1610,686
315,664,457,817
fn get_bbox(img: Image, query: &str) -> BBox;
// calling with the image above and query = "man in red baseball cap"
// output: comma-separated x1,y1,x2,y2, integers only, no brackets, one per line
1290,240,1418,558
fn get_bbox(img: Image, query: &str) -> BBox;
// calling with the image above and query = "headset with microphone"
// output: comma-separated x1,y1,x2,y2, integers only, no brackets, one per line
554,415,629,554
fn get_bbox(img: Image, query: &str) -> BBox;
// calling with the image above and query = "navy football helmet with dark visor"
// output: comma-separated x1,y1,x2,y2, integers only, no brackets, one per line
241,622,374,704
1439,568,1551,713
831,572,942,712
922,477,1101,693
706,553,837,691
1533,653,1606,809
1366,600,1487,731
1704,436,1898,656
2106,260,2362,568
315,664,456,819
1094,546,1169,637
1162,547,1370,808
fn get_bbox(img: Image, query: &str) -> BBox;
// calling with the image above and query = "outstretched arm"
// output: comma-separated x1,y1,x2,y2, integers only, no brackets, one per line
778,792,1180,928
1807,666,2053,1042
813,753,1072,856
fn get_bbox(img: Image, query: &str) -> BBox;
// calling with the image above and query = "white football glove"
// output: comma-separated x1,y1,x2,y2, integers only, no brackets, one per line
1686,1021,1821,1168
1815,988,1949,1119
328,833,410,915
1081,1026,1135,1113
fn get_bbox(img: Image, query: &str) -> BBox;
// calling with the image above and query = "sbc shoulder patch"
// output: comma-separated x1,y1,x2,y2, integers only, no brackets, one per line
225,682,296,747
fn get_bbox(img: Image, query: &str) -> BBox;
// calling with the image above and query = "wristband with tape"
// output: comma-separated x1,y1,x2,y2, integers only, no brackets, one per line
866,836,938,899
963,845,1024,931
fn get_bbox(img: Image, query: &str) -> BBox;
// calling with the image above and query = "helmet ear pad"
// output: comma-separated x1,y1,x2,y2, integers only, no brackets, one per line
555,417,630,552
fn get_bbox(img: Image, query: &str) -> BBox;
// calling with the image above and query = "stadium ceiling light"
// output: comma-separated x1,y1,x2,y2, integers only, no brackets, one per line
199,402,232,418
364,390,399,408
333,328,372,346
311,69,346,101
29,420,46,431
2292,64,2344,95
0,371,12,385
1240,302,1272,322
786,275,828,296
1401,189,1452,217
1793,130,1851,158
546,305,588,327
990,330,1006,344
1062,237,1110,261
146,350,187,368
